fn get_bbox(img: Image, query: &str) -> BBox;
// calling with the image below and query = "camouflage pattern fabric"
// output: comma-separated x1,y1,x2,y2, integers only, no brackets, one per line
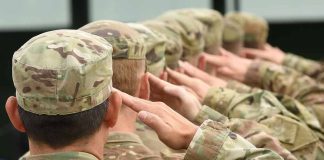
222,20,244,55
184,120,283,160
203,87,320,160
128,23,167,76
12,29,113,115
19,151,98,160
79,20,146,60
283,53,324,83
166,8,223,54
225,12,268,49
142,20,183,69
245,60,324,128
157,13,206,60
104,132,164,159
194,106,297,160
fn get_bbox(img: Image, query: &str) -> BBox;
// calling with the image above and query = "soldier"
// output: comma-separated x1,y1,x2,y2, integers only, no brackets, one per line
7,29,122,159
79,20,284,160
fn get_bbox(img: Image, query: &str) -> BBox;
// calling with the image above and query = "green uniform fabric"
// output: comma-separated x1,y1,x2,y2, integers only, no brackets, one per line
246,60,324,128
79,20,146,60
283,53,324,84
128,23,167,76
225,12,268,49
20,151,98,160
203,87,320,160
12,29,113,115
105,120,283,160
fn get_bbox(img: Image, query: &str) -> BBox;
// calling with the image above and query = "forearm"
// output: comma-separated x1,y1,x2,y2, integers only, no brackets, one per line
184,120,283,160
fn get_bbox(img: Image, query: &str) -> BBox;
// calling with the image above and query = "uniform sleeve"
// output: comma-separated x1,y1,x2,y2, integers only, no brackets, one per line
226,80,262,94
202,87,238,116
183,120,283,160
193,105,229,125
283,53,323,79
245,60,324,127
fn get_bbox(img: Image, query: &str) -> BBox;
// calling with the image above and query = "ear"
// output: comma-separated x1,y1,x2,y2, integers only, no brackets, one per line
5,96,26,132
105,92,122,128
198,55,206,70
138,73,150,100
159,71,168,81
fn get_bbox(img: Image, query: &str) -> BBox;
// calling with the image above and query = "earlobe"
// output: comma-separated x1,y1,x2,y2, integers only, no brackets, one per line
5,96,26,132
198,55,206,70
139,73,150,100
105,92,122,127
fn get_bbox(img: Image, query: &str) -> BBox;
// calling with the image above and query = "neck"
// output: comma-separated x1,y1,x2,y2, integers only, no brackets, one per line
28,127,108,160
110,105,137,133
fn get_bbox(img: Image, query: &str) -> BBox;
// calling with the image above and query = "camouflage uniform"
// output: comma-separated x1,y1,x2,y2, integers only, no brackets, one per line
225,12,268,49
14,30,114,159
80,20,283,160
222,20,244,55
20,152,98,160
282,53,324,84
203,87,320,160
128,23,167,76
245,60,324,129
142,20,183,69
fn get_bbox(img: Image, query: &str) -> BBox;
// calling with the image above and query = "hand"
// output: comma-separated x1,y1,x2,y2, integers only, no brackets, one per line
240,44,285,64
199,48,252,82
148,73,202,121
166,68,210,102
179,61,227,87
119,90,199,150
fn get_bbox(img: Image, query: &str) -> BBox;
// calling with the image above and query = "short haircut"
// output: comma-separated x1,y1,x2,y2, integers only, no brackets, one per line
112,59,145,96
18,100,108,149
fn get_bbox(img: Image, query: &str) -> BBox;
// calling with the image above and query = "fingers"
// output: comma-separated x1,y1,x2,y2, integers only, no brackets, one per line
200,52,228,67
163,85,185,98
166,68,192,87
138,111,170,135
148,72,168,91
118,90,152,112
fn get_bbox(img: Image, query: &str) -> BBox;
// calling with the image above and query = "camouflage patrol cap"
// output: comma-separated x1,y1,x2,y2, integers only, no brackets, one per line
127,23,166,76
168,8,224,52
222,20,244,54
225,12,269,49
12,30,113,115
157,13,206,59
142,20,183,69
79,20,146,59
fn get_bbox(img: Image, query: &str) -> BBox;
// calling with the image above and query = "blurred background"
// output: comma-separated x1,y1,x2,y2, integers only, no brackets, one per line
1,0,324,159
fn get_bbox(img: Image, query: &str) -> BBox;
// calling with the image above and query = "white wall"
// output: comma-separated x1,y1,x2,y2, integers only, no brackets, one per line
0,0,70,30
227,0,324,23
90,0,211,22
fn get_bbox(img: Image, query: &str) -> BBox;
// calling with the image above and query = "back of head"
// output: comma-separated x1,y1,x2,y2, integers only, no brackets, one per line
128,23,167,77
143,20,183,69
79,20,146,96
169,8,224,54
12,29,113,148
157,12,206,66
222,20,244,54
225,12,269,49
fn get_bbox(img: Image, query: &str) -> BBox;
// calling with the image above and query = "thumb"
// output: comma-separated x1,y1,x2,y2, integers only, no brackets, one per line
138,111,169,135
